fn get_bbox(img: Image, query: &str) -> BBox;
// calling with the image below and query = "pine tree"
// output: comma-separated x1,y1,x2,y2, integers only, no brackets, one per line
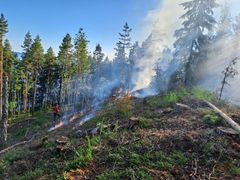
114,42,125,60
3,40,18,117
0,13,8,148
21,32,33,112
114,22,132,61
29,35,44,113
92,44,104,72
93,44,104,64
74,28,90,74
119,22,132,60
58,33,73,105
129,41,140,66
43,47,57,107
173,0,218,87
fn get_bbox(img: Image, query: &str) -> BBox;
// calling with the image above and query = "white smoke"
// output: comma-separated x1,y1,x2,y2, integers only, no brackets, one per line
132,0,184,92
133,0,240,104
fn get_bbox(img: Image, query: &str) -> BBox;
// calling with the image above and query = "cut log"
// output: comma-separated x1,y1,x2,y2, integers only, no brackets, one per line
205,100,240,134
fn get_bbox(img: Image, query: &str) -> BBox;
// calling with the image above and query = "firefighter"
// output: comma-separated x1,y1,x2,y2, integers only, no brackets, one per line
53,103,61,121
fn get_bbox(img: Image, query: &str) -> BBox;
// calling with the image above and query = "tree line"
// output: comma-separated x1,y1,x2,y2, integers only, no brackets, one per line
0,15,135,147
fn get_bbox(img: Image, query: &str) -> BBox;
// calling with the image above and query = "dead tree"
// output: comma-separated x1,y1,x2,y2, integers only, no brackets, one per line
219,57,239,101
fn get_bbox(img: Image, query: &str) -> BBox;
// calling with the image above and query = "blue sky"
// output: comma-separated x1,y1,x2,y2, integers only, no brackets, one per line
1,0,160,58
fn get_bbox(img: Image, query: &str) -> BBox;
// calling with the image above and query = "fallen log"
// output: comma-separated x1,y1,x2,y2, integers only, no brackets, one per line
204,100,240,134
176,103,191,109
0,134,37,155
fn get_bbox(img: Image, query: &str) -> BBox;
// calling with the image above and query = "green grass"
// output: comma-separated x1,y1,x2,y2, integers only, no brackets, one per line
106,145,188,171
202,111,223,126
83,99,133,130
99,150,188,180
0,149,31,179
16,168,44,180
138,116,152,128
191,88,217,102
230,166,240,176
65,136,100,171
148,92,179,107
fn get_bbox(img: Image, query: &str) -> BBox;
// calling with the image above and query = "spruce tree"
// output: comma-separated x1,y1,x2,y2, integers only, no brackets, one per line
74,28,90,74
173,0,218,87
3,40,18,117
58,33,73,105
92,44,104,72
114,22,132,61
29,35,44,113
42,47,57,107
0,13,8,148
21,32,33,112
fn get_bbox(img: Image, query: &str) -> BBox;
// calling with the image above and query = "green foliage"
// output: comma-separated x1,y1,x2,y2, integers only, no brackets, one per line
107,146,188,172
0,160,7,178
0,13,8,38
74,28,90,73
138,116,151,128
0,149,30,178
191,88,217,102
203,112,223,126
58,33,74,78
202,142,215,157
230,166,240,176
148,92,179,107
115,98,133,119
3,149,29,165
43,140,56,150
17,168,44,180
65,136,100,171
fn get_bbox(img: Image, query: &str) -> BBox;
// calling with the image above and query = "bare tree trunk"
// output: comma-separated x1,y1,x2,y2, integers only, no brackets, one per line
219,72,227,101
2,73,8,147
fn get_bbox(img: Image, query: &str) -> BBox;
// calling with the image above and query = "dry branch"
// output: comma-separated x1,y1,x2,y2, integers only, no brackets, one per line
0,134,37,155
205,100,240,133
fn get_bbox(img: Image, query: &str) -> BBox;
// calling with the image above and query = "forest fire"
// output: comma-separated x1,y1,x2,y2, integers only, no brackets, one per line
48,121,64,132
123,89,133,100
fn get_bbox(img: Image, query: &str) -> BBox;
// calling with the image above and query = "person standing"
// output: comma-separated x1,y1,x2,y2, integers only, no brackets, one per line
53,103,60,121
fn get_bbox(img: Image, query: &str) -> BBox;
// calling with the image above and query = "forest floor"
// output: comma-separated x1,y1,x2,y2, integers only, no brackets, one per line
0,89,240,180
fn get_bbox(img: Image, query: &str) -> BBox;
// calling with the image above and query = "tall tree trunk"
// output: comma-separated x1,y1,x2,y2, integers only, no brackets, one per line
2,73,8,147
0,39,4,148
45,70,50,108
59,77,63,106
184,42,194,88
23,78,28,112
32,74,37,114
12,90,16,117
